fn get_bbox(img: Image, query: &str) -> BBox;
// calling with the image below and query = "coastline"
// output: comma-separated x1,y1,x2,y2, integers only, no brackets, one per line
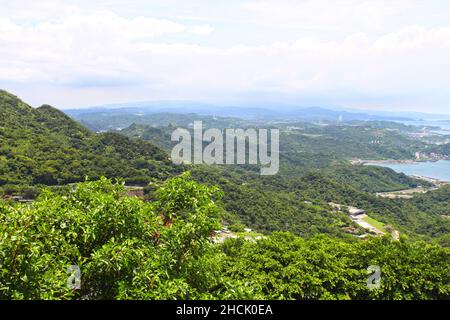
409,174,450,184
359,159,416,165
350,159,450,184
352,159,449,165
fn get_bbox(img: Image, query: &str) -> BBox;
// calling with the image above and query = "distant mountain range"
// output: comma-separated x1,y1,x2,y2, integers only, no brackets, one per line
65,101,426,123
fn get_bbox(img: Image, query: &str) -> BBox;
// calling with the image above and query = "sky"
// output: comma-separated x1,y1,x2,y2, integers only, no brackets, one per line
1,0,450,114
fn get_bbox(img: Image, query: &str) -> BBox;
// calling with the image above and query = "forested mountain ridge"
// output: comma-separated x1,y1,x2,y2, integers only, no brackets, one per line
119,117,450,243
1,90,448,243
189,166,450,244
120,122,432,192
0,91,449,300
65,103,417,132
0,90,180,193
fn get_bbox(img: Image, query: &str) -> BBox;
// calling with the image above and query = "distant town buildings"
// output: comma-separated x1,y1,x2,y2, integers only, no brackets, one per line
415,152,448,161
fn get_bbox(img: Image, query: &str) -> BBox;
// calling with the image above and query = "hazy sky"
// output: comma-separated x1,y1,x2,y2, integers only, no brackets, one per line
1,0,450,113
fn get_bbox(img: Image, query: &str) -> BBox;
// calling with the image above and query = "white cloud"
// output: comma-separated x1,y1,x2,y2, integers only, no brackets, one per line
1,0,450,112
241,0,425,32
189,24,214,36
0,9,214,85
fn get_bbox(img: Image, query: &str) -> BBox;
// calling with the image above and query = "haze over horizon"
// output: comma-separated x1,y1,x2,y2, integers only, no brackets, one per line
59,98,450,119
1,0,450,114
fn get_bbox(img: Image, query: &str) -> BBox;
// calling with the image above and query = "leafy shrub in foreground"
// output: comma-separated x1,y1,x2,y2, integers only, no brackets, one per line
0,173,448,300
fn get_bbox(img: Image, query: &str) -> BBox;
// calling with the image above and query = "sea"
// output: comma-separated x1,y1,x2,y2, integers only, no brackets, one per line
367,160,450,182
367,119,450,181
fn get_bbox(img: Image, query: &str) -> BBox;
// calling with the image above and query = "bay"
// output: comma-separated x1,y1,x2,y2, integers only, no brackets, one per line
366,160,450,182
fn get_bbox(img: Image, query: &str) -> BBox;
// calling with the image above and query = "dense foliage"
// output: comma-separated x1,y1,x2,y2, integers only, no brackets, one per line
0,174,222,299
222,233,449,300
117,117,450,241
1,90,449,300
190,166,450,242
120,121,434,190
0,90,180,195
0,176,448,300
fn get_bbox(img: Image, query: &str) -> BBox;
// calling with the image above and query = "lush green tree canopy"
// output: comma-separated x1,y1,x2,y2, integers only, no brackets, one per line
1,175,448,300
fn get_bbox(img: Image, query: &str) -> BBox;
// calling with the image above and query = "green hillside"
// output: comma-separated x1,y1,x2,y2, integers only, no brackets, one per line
1,176,448,300
1,90,448,242
120,121,434,192
0,90,449,300
118,119,449,242
0,90,180,194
